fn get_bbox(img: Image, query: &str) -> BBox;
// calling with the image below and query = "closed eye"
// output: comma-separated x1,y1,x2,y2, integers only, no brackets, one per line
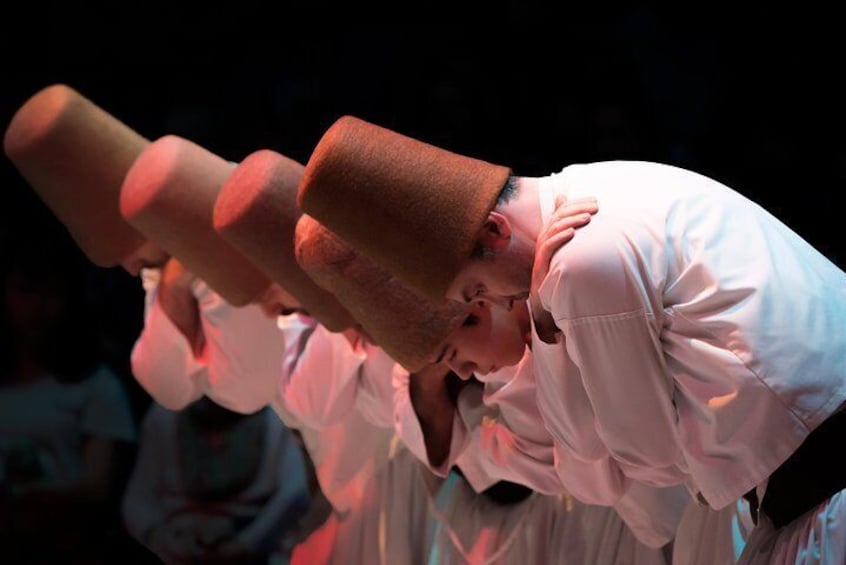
435,345,448,364
462,285,486,303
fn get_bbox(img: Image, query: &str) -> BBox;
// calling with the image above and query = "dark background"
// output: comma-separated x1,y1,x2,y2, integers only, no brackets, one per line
3,0,845,454
1,3,844,559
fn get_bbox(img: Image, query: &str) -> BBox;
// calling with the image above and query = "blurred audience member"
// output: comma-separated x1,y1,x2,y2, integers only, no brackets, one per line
0,229,142,563
123,396,309,564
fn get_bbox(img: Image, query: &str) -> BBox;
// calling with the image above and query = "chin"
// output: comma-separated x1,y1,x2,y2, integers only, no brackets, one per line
471,370,500,384
501,345,527,368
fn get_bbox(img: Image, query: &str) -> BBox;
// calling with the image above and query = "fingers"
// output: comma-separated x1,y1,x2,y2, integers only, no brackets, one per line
551,199,598,221
544,227,577,251
533,194,597,295
546,212,594,235
536,228,575,268
555,194,597,208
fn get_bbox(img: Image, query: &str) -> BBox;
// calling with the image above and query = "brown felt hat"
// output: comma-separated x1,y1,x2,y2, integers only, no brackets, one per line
295,214,469,372
297,115,511,300
213,149,355,332
3,84,148,266
119,135,271,306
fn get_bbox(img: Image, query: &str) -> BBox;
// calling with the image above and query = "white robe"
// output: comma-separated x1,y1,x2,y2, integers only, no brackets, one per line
130,276,672,563
532,160,846,562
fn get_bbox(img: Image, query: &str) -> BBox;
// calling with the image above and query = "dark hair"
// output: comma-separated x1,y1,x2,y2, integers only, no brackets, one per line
469,175,518,260
497,175,519,206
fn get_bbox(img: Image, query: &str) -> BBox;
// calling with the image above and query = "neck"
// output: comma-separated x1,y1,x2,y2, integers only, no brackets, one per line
497,177,544,242
514,300,532,346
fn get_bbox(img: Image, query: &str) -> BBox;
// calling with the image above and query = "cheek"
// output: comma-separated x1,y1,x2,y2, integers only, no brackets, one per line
494,330,525,366
455,331,483,364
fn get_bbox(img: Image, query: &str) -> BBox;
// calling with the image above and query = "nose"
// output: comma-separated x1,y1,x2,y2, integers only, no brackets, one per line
447,358,476,381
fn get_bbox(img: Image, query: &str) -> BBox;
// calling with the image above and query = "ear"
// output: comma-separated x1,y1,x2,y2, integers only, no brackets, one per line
477,211,512,252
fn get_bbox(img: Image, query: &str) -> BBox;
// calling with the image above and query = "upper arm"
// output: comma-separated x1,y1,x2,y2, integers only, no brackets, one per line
131,295,206,409
539,213,665,323
538,219,681,475
195,285,284,414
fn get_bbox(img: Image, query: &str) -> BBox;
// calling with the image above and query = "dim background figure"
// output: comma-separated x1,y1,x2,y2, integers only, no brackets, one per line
122,396,310,564
0,228,150,563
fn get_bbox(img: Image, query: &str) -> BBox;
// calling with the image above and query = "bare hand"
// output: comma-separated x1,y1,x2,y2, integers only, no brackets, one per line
341,325,368,348
157,257,202,350
210,537,254,561
150,524,203,560
531,195,598,343
160,257,197,292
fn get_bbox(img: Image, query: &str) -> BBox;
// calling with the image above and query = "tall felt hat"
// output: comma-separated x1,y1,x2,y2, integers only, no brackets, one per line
295,214,468,372
120,135,270,306
213,149,355,332
3,84,148,266
297,115,511,300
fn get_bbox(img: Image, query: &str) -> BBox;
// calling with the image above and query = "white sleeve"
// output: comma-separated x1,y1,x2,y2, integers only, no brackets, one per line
130,271,205,410
612,482,691,548
460,369,563,495
531,333,631,506
552,441,630,506
354,344,401,429
539,233,683,485
193,281,285,414
279,325,366,429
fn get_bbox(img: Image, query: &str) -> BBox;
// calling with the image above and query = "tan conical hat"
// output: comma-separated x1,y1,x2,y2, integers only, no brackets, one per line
213,149,355,331
295,214,468,371
3,84,148,266
297,115,511,300
119,135,270,306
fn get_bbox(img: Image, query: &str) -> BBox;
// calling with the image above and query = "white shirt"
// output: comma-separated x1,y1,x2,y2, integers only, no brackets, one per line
279,324,396,431
396,348,687,548
132,278,393,518
275,315,396,515
281,325,553,497
533,161,846,510
131,269,287,413
294,330,683,549
131,272,682,548
393,351,561,495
